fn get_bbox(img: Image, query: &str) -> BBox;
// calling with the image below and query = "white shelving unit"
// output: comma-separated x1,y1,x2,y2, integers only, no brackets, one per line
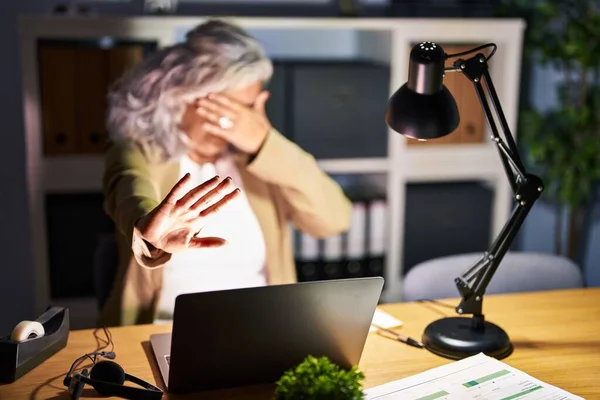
18,15,524,315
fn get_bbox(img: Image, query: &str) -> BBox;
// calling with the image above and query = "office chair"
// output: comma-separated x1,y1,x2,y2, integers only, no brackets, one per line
92,234,119,310
402,251,584,301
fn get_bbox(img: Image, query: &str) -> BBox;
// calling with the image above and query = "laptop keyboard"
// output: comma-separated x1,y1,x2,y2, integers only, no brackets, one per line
165,355,170,365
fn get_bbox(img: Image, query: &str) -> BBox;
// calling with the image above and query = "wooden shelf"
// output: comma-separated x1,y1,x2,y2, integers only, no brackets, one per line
41,156,391,192
41,145,504,192
404,144,502,182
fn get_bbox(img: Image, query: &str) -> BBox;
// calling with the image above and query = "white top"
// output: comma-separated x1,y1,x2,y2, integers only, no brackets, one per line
154,154,267,322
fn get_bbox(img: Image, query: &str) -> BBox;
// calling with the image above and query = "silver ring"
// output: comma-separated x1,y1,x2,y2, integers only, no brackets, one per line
218,116,233,130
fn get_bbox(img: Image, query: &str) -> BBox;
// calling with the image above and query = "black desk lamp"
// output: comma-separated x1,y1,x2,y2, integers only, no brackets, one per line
386,42,544,360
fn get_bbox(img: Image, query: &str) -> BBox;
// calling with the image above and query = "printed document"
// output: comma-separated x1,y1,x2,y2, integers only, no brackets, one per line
369,309,403,332
364,353,582,400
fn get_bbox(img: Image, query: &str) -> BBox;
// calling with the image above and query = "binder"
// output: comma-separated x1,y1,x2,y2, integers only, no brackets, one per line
345,201,367,278
39,44,78,155
296,232,320,282
367,200,387,278
107,44,145,85
75,47,108,154
323,234,344,280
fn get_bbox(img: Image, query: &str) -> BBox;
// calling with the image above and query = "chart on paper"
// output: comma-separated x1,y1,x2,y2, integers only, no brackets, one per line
364,353,583,400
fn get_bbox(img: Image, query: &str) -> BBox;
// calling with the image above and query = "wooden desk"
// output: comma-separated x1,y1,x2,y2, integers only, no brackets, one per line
2,288,599,399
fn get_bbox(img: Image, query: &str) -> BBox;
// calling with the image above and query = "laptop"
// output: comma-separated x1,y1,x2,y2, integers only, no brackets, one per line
149,277,384,394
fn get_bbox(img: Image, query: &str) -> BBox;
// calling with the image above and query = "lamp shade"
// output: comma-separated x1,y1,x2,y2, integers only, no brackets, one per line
385,42,460,140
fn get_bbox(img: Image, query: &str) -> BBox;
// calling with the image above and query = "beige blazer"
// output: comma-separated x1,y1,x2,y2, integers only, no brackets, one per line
98,129,352,326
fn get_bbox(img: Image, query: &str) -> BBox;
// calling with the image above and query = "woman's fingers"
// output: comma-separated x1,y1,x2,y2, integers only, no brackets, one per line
196,106,221,124
176,175,221,210
199,188,240,218
184,185,240,249
202,122,228,139
162,173,192,206
197,97,237,120
208,93,244,113
189,177,234,212
188,236,227,249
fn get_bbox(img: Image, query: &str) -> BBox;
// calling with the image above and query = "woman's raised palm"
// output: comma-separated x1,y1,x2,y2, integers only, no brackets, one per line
135,174,239,254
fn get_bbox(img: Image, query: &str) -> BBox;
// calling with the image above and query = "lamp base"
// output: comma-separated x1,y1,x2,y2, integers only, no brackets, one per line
422,316,513,360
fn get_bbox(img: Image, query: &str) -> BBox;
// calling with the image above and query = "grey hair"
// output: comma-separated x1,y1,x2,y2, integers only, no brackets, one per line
106,19,273,161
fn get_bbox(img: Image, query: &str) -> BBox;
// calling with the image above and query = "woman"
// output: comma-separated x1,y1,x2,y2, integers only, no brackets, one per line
99,19,352,326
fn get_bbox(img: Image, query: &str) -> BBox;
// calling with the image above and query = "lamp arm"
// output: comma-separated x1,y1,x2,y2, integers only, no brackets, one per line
450,52,544,317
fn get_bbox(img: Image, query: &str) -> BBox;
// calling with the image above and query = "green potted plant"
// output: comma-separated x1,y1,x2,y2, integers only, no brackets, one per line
496,0,600,262
274,355,365,400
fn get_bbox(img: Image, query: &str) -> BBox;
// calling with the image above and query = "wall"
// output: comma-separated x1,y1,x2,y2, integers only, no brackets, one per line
0,1,43,334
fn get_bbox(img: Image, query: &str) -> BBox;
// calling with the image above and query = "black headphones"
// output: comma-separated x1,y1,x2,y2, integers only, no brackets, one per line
63,350,163,399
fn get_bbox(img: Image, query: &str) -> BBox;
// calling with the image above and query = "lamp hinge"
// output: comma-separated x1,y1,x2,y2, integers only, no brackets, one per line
454,53,487,83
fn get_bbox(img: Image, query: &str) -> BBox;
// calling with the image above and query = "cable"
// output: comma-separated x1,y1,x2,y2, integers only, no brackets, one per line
445,43,497,62
70,326,115,375
416,299,456,309
93,325,114,354
104,325,114,353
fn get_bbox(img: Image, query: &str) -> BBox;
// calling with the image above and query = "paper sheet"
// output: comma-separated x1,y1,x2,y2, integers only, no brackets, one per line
369,309,403,332
364,353,583,400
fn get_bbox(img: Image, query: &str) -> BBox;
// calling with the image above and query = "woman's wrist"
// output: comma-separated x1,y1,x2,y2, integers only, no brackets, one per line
143,239,162,257
133,217,163,258
247,127,271,163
